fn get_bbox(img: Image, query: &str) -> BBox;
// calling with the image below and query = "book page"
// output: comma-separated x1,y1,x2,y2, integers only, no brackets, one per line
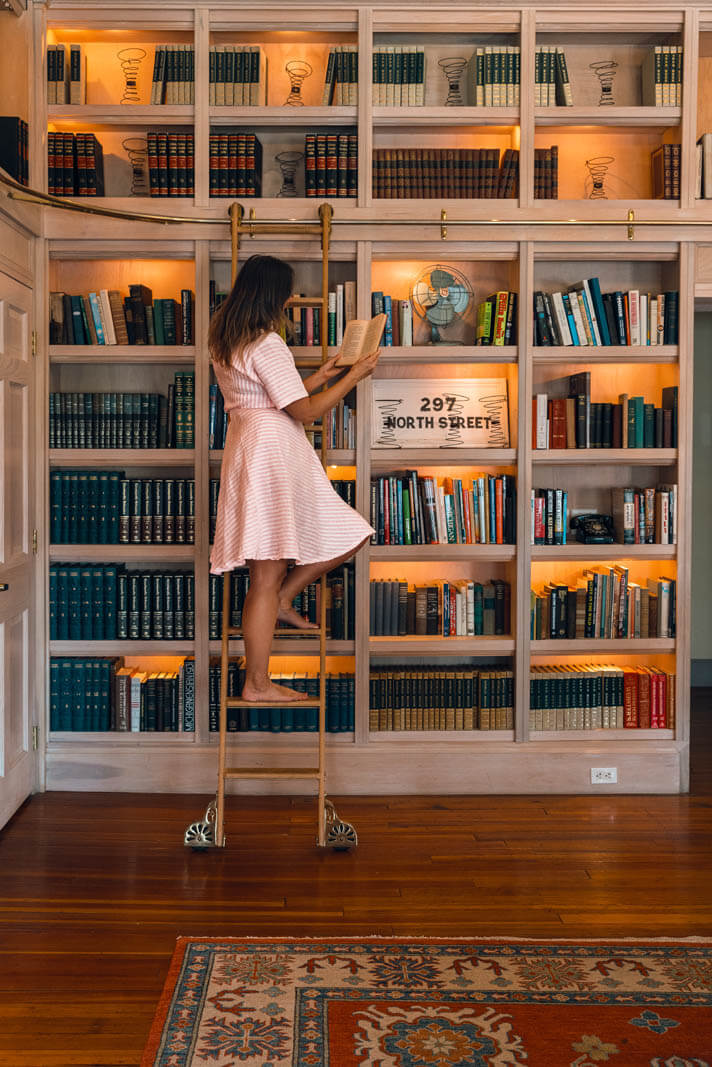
335,313,386,366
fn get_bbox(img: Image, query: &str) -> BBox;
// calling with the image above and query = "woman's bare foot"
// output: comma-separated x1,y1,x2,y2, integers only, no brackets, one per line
240,680,310,703
277,603,319,630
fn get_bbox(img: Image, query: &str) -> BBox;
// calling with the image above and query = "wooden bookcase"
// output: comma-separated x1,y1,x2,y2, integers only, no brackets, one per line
29,1,706,795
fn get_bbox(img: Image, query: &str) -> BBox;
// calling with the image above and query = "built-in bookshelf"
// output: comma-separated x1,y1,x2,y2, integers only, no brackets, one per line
22,1,705,798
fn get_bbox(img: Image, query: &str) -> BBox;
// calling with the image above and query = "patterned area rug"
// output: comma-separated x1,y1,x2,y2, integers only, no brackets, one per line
141,937,712,1066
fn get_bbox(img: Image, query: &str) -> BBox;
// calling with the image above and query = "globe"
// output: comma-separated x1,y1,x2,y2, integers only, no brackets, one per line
410,264,473,345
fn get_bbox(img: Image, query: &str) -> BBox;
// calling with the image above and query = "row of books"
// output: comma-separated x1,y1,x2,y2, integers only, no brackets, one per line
48,132,104,196
467,47,521,107
370,473,517,546
369,666,514,731
533,284,679,346
208,562,355,641
531,570,676,640
290,281,357,344
150,44,195,104
371,47,425,106
533,46,573,106
47,43,86,104
533,378,679,450
476,291,518,345
531,485,677,545
208,45,266,105
49,565,195,641
369,579,511,637
0,117,29,187
641,45,683,107
146,131,194,197
50,286,194,346
305,133,358,198
208,667,354,733
323,46,359,106
50,472,195,545
209,131,262,197
651,143,681,200
530,665,674,731
50,377,195,452
371,146,557,199
49,656,196,732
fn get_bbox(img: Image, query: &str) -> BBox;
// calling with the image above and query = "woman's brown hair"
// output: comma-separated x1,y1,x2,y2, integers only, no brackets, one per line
208,254,294,368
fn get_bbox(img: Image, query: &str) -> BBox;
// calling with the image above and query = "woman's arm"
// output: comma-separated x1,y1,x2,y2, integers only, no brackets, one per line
285,349,380,423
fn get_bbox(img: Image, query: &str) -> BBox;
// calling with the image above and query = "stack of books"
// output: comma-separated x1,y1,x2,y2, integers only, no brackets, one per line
208,665,354,732
651,143,680,199
322,46,358,104
146,132,194,197
641,45,683,106
529,664,674,730
370,291,413,345
0,116,29,186
209,130,262,196
305,132,358,197
370,472,516,546
531,568,676,639
476,291,518,345
208,45,266,104
467,46,521,106
534,46,573,105
533,376,679,449
533,281,679,346
369,578,511,637
49,286,194,346
48,132,103,196
50,656,196,732
371,46,425,105
531,488,569,545
611,485,677,544
50,564,195,640
47,44,86,103
369,665,514,731
150,45,195,103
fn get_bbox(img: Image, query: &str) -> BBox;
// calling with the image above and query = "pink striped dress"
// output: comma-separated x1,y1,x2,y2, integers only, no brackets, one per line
210,331,373,574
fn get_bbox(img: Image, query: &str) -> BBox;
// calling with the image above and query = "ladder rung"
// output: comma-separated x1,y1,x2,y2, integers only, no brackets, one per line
287,296,325,308
223,766,321,780
225,697,321,708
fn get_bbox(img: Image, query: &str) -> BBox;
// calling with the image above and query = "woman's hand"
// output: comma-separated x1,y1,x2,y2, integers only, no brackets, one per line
347,347,381,384
314,352,344,386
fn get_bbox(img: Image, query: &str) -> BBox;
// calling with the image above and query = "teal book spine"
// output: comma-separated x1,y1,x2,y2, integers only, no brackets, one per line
49,565,58,641
50,659,60,731
56,566,69,639
97,470,109,544
67,565,81,639
103,564,117,640
185,572,195,639
140,572,152,640
50,470,63,542
73,658,86,730
163,573,174,639
109,470,122,542
633,396,645,448
59,659,73,729
76,471,89,542
79,565,93,639
117,571,128,639
174,572,185,639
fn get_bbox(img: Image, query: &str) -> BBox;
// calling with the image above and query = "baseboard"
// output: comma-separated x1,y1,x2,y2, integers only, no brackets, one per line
692,660,712,686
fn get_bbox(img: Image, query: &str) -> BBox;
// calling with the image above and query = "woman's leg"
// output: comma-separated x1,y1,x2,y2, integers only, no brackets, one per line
277,536,371,629
241,559,307,702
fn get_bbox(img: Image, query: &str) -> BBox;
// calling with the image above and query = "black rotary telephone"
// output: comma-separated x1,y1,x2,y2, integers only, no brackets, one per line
570,514,615,544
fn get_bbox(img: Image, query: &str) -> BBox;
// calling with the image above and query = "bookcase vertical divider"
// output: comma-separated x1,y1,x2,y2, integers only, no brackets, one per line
193,239,211,743
358,7,374,209
681,9,699,211
354,239,373,745
194,7,210,208
516,240,534,743
518,8,536,211
677,241,694,775
36,237,50,787
32,3,48,195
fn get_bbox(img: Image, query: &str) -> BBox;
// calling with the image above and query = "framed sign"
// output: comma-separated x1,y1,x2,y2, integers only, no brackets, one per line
372,378,509,449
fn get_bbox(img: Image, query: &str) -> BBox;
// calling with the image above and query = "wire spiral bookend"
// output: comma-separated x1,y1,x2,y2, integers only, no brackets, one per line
121,136,150,196
438,57,468,106
586,155,615,199
117,47,147,104
284,60,312,106
589,60,618,106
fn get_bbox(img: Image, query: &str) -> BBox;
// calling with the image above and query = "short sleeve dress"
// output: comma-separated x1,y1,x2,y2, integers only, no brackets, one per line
209,331,374,574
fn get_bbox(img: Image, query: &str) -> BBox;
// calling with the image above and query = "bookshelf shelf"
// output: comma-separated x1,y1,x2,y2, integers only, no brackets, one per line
369,545,516,562
49,449,196,467
534,106,681,127
370,636,515,654
24,0,691,798
49,345,196,364
532,449,677,465
49,641,195,654
531,638,676,653
49,545,196,562
530,545,677,561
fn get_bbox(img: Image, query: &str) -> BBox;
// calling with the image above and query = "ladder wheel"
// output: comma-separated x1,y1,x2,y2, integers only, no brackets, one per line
184,800,225,849
322,799,358,851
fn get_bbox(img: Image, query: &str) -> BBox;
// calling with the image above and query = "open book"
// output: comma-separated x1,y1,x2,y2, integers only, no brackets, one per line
334,312,387,366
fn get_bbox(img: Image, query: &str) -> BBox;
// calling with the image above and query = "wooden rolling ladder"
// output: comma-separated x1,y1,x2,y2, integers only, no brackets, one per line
184,202,358,850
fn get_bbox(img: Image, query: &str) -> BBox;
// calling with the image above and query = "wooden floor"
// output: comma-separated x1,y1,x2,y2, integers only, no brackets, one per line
1,693,711,1066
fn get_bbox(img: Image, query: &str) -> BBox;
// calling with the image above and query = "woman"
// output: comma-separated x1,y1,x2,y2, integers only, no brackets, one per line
209,254,379,704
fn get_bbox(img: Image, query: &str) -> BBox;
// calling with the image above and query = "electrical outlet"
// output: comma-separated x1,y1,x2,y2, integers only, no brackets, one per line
591,767,618,784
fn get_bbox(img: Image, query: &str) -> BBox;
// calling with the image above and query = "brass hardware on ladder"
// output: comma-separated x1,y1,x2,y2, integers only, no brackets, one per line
628,209,635,241
31,330,37,358
184,202,358,852
32,726,39,751
441,208,448,240
32,529,38,555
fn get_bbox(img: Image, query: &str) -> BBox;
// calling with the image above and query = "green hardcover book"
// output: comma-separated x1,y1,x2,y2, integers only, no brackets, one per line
140,572,152,639
174,572,185,638
103,564,117,640
643,403,656,448
186,478,195,544
142,476,153,543
119,478,131,543
50,470,62,542
50,658,60,731
175,478,186,544
185,572,195,639
72,658,86,731
76,471,89,543
117,571,128,639
58,659,74,730
164,478,175,543
632,396,645,448
152,572,163,639
129,478,142,543
152,300,165,344
163,573,174,639
67,565,81,640
152,478,164,543
209,573,220,640
174,371,185,448
140,392,150,449
128,572,140,639
96,470,109,544
627,397,638,448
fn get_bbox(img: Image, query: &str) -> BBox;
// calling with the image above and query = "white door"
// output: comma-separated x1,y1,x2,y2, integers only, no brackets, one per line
0,270,37,829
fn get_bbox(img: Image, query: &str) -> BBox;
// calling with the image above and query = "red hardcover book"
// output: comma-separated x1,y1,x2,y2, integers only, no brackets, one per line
549,396,568,449
623,669,638,727
495,477,504,544
637,667,651,728
326,133,338,197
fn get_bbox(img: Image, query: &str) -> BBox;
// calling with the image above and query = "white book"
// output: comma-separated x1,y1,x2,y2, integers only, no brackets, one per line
535,393,549,449
130,671,146,732
551,291,572,344
466,582,475,636
648,297,658,345
628,289,640,346
436,485,448,543
336,283,344,343
456,584,467,635
580,280,602,345
567,292,588,346
639,293,648,344
98,289,117,345
484,45,493,106
400,299,413,346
